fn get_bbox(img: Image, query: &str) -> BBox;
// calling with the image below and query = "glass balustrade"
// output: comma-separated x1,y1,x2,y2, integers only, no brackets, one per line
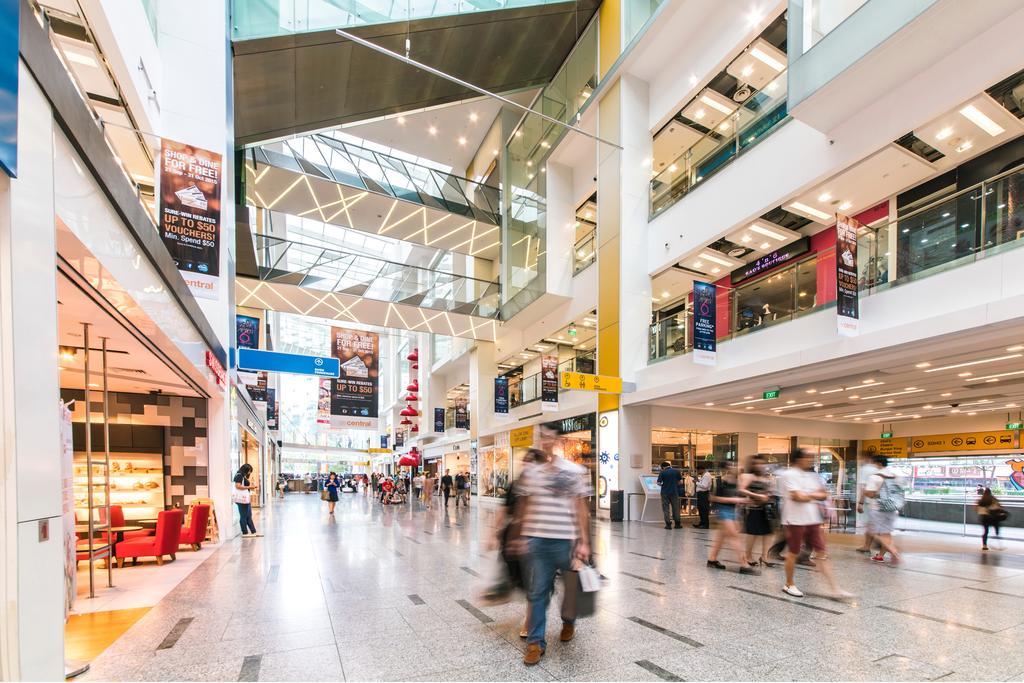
253,234,502,318
648,162,1024,362
650,70,789,216
508,357,588,408
232,0,568,41
574,230,596,274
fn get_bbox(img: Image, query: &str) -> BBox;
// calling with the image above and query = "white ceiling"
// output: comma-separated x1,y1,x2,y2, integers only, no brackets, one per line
497,311,597,367
339,90,539,173
58,273,200,397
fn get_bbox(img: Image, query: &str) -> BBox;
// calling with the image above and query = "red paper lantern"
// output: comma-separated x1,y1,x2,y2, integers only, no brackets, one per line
404,393,419,402
406,379,419,392
400,405,418,417
410,424,420,433
411,363,419,370
400,417,412,425
407,348,419,362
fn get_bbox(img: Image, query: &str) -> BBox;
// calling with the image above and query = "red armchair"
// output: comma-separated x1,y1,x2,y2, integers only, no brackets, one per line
115,509,183,567
180,504,210,551
103,505,153,539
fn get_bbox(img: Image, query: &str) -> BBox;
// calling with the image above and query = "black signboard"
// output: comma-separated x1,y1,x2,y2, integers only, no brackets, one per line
266,388,278,430
575,356,595,374
434,407,445,433
236,314,260,349
455,397,470,430
494,376,509,414
730,236,810,284
380,434,389,449
693,281,717,365
836,215,860,335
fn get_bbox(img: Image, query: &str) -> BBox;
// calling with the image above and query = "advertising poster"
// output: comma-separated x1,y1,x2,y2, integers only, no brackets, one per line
317,378,331,425
236,314,260,349
597,411,619,510
395,430,405,448
494,376,509,414
434,407,446,433
836,214,860,336
455,396,470,430
60,401,76,615
380,434,389,449
266,388,278,430
330,327,379,430
158,138,222,300
692,281,717,366
541,355,559,411
246,371,268,403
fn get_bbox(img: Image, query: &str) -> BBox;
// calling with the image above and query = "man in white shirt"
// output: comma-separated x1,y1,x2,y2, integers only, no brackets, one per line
862,455,902,564
855,453,880,553
693,467,713,529
782,449,851,599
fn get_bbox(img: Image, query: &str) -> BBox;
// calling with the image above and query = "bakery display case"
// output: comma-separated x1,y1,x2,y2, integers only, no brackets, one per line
73,452,164,522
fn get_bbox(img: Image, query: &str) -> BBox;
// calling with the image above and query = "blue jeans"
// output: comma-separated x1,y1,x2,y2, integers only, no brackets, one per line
526,537,574,650
237,503,256,534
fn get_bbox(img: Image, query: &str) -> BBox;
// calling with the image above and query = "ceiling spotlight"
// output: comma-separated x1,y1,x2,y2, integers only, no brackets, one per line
458,136,467,146
935,126,953,141
428,125,437,135
397,116,406,125
704,402,714,406
838,201,852,211
817,192,831,203
469,112,478,122
915,362,931,368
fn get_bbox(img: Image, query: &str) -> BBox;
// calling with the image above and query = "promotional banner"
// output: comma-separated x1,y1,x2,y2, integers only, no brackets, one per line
380,434,389,449
455,397,470,430
597,411,619,510
434,407,446,433
541,355,559,411
317,378,331,425
330,327,380,430
692,281,717,366
836,214,860,336
246,371,268,403
236,314,260,349
395,430,405,448
159,138,223,300
494,376,509,414
60,401,76,615
266,388,278,430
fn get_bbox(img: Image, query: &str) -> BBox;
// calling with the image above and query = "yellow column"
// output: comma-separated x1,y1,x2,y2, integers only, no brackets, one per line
598,0,622,78
596,80,621,413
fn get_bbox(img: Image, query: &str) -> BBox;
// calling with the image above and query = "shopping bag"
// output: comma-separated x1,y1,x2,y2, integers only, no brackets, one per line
578,564,602,593
320,489,330,501
561,569,596,620
478,551,513,605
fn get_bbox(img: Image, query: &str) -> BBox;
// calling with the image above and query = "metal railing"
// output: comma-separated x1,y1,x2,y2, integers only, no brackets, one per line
247,135,501,225
651,70,789,216
253,234,502,318
574,230,596,274
649,162,1024,362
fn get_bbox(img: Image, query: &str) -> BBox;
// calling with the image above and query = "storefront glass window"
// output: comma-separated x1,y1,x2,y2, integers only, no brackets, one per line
734,258,817,332
479,446,510,498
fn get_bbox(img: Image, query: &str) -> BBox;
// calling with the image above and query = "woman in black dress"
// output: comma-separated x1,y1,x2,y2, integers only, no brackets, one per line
739,455,775,567
325,472,340,514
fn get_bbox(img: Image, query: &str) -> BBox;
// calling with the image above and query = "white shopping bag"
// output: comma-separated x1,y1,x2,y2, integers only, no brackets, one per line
578,564,602,593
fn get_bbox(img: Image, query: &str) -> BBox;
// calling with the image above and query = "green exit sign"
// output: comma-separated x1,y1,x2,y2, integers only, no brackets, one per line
1008,422,1023,430
762,389,780,400
880,432,893,439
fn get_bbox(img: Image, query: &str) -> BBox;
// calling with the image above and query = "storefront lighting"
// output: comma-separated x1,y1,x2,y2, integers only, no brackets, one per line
59,345,77,361
959,104,1005,136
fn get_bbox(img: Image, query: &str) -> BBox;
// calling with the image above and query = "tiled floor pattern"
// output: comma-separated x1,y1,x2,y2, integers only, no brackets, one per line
77,493,1024,682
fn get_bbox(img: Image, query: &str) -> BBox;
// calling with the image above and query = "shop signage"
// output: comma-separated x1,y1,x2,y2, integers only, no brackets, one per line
597,411,619,510
861,438,908,459
246,371,268,403
836,214,860,336
762,389,780,400
880,431,893,439
235,315,260,350
266,388,278,430
238,348,339,378
205,350,226,387
434,407,445,433
559,371,623,394
494,376,509,414
317,378,332,425
158,138,223,300
454,396,470,430
541,355,559,411
380,434,389,449
911,430,1016,453
0,0,16,177
692,281,717,365
330,327,379,430
552,414,595,435
1008,422,1023,430
731,237,810,284
510,426,533,448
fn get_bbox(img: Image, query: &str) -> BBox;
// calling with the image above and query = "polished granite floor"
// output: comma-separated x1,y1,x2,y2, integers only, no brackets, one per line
77,492,1024,682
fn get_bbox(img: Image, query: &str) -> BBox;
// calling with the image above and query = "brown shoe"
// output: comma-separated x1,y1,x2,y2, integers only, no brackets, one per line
523,643,545,666
559,623,575,642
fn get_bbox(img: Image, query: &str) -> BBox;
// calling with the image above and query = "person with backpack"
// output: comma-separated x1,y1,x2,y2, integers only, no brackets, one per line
977,488,1007,551
861,455,903,565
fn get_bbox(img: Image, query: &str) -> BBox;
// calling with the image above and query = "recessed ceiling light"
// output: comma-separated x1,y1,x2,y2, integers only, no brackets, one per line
806,389,817,394
741,235,752,243
741,64,754,77
941,392,952,397
967,411,977,416
745,406,754,410
922,405,932,409
719,122,730,131
700,94,734,115
787,400,796,404
825,414,833,418
694,261,704,269
689,74,698,86
786,201,831,221
885,400,895,404
458,136,467,146
760,242,771,250
710,267,721,274
669,164,678,173
661,291,670,298
817,192,831,203
744,395,753,400
748,223,787,241
849,395,859,399
749,45,784,71
959,104,1005,136
428,125,437,135
838,201,852,211
955,140,973,153
915,362,931,368
1007,345,1024,352
469,112,478,122
694,108,706,120
935,126,953,141
397,116,406,125
704,402,714,406
965,369,1024,382
958,372,972,377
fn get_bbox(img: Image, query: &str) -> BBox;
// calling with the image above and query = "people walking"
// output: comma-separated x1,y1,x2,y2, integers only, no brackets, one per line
739,455,776,568
460,471,472,507
855,452,881,554
413,473,424,502
441,469,454,507
977,487,1006,550
507,426,592,666
454,471,467,508
304,472,313,494
707,465,757,574
324,472,340,515
233,464,262,537
781,449,850,599
694,466,712,528
423,472,436,509
862,455,903,564
657,460,682,529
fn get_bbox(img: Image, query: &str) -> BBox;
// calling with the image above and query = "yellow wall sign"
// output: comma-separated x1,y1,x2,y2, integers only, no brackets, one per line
559,371,623,393
367,448,392,454
510,426,533,448
861,438,909,458
910,430,1017,453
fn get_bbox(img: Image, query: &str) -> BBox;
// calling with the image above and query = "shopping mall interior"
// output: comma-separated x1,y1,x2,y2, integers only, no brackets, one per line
3,0,1024,681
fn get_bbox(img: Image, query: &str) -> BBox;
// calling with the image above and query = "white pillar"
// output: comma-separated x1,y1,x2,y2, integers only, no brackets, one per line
469,341,496,440
0,65,64,681
620,405,652,519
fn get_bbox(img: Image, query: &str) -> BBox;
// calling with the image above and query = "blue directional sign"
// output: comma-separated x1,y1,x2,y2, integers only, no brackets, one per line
238,348,339,378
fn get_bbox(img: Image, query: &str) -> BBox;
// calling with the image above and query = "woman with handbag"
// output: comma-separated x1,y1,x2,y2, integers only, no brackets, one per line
324,472,340,514
977,488,1007,550
233,464,261,538
739,456,776,568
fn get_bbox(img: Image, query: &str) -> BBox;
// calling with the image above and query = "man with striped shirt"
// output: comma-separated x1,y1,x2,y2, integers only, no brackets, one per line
510,426,593,666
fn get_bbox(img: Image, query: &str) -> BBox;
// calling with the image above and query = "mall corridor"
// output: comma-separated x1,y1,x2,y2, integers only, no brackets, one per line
76,494,1024,682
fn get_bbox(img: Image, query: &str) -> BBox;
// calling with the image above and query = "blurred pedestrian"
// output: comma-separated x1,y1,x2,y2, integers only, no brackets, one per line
657,460,682,529
455,471,467,508
441,469,454,507
862,455,903,564
707,465,757,574
740,456,775,568
324,472,340,515
977,488,1006,551
423,472,435,510
460,471,472,507
414,473,424,501
694,466,712,529
855,452,880,554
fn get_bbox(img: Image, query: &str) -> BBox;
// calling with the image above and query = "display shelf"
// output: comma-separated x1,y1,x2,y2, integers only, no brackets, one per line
73,452,164,523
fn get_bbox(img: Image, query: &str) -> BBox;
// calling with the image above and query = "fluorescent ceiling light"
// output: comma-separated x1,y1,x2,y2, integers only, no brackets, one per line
959,104,1004,137
843,409,892,418
786,202,831,221
698,251,734,267
700,94,734,115
966,368,1024,382
771,401,820,411
749,45,784,71
924,353,1022,372
1007,345,1024,351
935,126,953,141
748,223,786,241
729,397,767,406
66,51,99,68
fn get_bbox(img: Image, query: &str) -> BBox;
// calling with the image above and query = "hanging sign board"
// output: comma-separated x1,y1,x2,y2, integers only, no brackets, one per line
559,371,623,393
238,348,339,377
731,237,810,284
235,314,260,349
911,430,1016,453
330,328,379,430
159,138,223,300
266,388,278,430
836,214,860,336
494,376,509,414
692,281,717,365
861,438,908,459
510,426,533,448
454,397,470,430
541,355,559,411
434,407,446,433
